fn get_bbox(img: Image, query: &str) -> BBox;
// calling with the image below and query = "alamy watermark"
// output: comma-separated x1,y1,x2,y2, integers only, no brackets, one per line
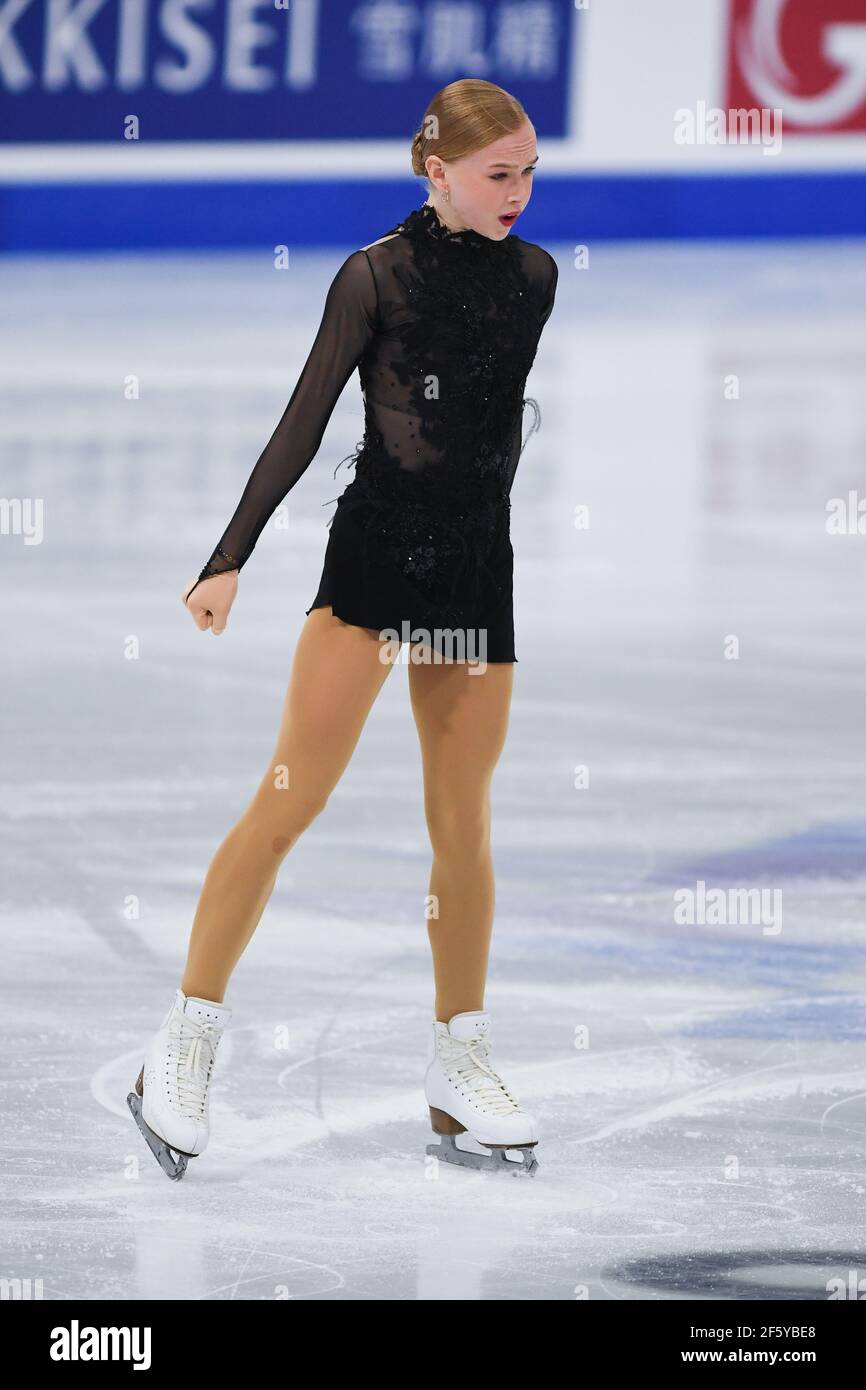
1,1276,44,1299
674,879,782,936
49,1320,151,1369
674,101,783,156
377,620,488,671
0,497,44,544
826,491,866,534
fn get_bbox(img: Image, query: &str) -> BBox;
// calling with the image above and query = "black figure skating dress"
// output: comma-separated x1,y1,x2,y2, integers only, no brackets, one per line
187,200,558,661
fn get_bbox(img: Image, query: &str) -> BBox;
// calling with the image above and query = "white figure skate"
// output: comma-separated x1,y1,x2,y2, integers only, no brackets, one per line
424,1010,540,1175
127,988,232,1180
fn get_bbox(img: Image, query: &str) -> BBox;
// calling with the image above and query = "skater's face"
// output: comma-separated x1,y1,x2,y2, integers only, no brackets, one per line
424,120,538,241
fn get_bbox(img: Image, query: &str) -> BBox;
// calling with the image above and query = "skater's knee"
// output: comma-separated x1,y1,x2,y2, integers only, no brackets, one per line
425,800,490,859
250,787,330,857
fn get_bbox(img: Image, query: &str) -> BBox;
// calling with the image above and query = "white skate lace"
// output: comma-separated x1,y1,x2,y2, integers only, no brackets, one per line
439,1034,521,1117
167,1013,221,1118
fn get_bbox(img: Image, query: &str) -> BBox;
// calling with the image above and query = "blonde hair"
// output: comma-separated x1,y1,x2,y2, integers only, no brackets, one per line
411,80,529,184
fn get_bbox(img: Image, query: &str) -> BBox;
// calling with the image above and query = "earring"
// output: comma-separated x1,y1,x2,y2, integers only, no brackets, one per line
444,186,450,201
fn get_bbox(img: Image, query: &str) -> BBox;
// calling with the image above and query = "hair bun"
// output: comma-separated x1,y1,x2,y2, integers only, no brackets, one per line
410,81,527,180
411,129,425,174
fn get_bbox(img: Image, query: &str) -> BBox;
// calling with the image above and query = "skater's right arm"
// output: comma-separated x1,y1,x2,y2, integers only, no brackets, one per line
183,248,380,632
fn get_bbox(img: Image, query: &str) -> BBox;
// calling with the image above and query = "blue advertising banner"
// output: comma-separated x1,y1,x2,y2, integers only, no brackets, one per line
0,0,572,143
2,0,864,248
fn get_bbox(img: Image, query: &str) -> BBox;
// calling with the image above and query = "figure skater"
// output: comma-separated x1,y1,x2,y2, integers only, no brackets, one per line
127,78,558,1179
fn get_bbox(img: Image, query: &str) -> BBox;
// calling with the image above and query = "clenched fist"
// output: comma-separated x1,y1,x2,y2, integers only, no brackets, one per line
182,571,238,635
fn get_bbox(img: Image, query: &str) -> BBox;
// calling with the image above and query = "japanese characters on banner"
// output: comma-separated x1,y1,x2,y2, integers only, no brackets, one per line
0,0,569,144
1,0,865,175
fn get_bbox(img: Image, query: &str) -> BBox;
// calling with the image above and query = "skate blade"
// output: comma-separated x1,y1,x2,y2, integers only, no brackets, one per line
426,1133,538,1176
127,1091,192,1181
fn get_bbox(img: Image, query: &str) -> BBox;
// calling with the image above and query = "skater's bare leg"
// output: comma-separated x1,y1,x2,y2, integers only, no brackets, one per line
181,607,396,1002
408,655,514,1024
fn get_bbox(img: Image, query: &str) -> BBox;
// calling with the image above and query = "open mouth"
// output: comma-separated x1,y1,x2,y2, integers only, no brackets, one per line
499,211,520,226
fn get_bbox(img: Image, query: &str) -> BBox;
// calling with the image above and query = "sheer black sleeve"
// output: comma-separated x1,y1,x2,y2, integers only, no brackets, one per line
185,248,379,600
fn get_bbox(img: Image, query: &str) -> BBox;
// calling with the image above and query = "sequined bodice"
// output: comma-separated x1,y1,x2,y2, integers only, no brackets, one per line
188,199,558,592
351,202,549,499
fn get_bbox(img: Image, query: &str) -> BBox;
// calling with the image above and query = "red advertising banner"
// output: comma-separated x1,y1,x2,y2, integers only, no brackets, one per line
727,0,866,133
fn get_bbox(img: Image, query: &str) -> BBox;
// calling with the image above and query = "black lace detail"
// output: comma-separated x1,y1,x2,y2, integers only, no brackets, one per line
330,201,549,624
190,197,557,638
406,199,515,252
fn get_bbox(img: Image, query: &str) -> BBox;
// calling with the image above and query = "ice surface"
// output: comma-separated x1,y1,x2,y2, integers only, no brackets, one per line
2,240,865,1300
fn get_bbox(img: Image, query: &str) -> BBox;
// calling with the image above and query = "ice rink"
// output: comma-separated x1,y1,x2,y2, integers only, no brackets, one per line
3,236,866,1300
